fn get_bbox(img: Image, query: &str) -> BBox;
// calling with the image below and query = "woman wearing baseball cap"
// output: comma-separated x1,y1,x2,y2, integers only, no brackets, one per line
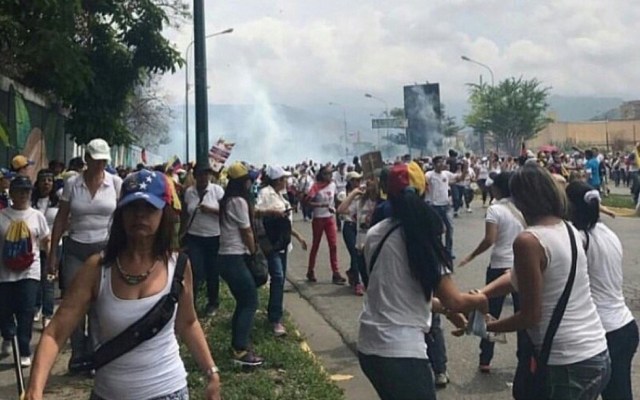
26,170,221,400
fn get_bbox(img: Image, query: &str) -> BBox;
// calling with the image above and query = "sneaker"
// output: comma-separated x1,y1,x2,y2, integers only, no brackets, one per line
272,323,287,337
345,269,357,287
33,310,42,322
43,317,52,329
479,364,491,374
354,284,364,296
1,341,11,357
205,304,218,317
306,271,317,283
466,208,473,213
434,372,449,388
332,273,347,285
232,350,264,367
20,356,31,368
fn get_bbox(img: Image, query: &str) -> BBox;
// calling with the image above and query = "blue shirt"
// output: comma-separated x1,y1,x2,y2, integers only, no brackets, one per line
585,158,601,187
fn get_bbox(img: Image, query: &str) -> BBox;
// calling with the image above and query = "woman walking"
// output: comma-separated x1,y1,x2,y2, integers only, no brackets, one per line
256,165,307,336
25,170,220,400
481,164,610,400
566,181,638,400
358,163,487,400
47,138,122,373
459,172,524,372
305,165,346,284
218,162,264,366
31,169,60,329
336,171,363,294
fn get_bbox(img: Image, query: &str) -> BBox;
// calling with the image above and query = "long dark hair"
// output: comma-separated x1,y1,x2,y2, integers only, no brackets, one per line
31,169,59,208
220,176,254,225
388,190,450,299
103,205,175,266
565,181,599,232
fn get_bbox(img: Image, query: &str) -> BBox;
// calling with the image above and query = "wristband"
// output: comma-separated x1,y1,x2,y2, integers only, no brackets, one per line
205,365,220,379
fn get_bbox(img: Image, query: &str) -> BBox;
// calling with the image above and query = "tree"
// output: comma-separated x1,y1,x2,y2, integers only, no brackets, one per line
0,0,185,145
389,107,405,119
464,77,553,154
125,75,172,151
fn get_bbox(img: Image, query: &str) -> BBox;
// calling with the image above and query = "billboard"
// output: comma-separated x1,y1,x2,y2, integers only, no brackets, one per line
403,83,441,151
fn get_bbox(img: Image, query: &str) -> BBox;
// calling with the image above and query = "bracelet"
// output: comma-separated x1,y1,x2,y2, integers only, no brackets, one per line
205,365,220,379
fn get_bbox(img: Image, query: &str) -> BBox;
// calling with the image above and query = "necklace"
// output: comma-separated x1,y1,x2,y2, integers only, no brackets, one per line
116,256,159,285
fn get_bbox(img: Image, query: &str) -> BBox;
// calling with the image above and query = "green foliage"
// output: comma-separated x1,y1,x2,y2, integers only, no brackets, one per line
183,285,345,400
464,77,553,153
0,0,185,145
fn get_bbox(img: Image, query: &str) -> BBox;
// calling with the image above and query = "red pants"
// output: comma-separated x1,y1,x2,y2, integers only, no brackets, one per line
308,217,339,273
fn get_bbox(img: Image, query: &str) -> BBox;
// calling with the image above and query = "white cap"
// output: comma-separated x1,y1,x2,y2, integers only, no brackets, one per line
266,165,291,180
86,138,111,162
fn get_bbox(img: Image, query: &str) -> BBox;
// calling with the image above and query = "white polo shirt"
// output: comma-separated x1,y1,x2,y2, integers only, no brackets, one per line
425,170,457,206
61,172,122,244
183,183,224,237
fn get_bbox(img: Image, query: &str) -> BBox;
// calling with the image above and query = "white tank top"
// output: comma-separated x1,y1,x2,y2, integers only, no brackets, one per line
92,253,187,400
511,222,607,365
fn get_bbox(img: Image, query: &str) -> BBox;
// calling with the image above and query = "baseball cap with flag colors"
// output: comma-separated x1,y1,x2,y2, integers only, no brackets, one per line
10,155,33,171
387,161,427,198
118,170,173,210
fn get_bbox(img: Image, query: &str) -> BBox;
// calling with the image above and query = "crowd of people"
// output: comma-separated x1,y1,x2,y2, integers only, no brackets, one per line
0,137,637,400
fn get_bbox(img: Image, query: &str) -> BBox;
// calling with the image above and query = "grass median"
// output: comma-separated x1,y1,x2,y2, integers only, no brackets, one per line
602,193,636,209
182,285,345,400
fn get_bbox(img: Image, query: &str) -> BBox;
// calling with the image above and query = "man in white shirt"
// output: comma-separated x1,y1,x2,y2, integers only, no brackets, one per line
332,161,348,232
297,168,314,221
425,156,459,261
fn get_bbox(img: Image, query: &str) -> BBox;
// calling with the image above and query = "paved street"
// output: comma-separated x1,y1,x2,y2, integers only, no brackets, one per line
286,195,640,400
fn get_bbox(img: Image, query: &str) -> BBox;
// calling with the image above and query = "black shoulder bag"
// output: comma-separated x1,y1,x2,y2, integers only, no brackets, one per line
71,253,188,372
367,223,401,274
512,221,578,400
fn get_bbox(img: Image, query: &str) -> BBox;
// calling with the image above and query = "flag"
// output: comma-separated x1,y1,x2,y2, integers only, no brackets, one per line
208,138,235,172
165,155,182,172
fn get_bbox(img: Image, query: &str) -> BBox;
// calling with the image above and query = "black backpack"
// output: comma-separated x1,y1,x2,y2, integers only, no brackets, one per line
262,215,292,253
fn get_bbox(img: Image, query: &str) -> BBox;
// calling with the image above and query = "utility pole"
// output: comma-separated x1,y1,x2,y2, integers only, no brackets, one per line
193,0,209,166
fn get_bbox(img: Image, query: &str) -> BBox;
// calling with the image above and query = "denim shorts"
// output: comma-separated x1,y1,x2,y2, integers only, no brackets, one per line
90,386,189,400
546,350,611,400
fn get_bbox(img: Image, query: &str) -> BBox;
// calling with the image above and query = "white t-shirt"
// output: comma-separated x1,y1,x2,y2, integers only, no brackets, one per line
311,182,336,219
476,162,489,180
358,219,433,359
219,197,251,255
332,170,348,196
34,197,59,230
61,172,122,244
0,207,49,282
425,170,457,206
183,183,224,237
582,223,634,333
255,185,292,238
511,222,607,365
485,198,525,269
355,199,377,249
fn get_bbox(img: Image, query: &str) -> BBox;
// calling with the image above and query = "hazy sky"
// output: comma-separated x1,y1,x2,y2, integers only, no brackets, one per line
161,0,640,111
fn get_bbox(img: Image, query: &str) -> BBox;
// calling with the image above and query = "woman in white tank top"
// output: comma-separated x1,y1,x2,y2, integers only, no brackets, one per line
479,164,610,400
25,170,221,400
566,181,638,400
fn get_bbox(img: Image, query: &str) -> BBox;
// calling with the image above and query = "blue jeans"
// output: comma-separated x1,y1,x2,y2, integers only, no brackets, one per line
426,313,447,374
602,320,638,400
0,279,39,356
267,251,287,323
431,205,454,261
452,184,464,212
184,234,220,309
342,222,359,283
480,267,520,365
218,254,258,351
359,352,436,400
546,350,611,400
35,250,55,317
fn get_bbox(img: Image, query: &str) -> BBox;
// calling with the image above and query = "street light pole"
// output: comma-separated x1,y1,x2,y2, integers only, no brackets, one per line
461,55,495,153
364,93,388,151
184,28,233,163
329,102,349,159
461,55,494,86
